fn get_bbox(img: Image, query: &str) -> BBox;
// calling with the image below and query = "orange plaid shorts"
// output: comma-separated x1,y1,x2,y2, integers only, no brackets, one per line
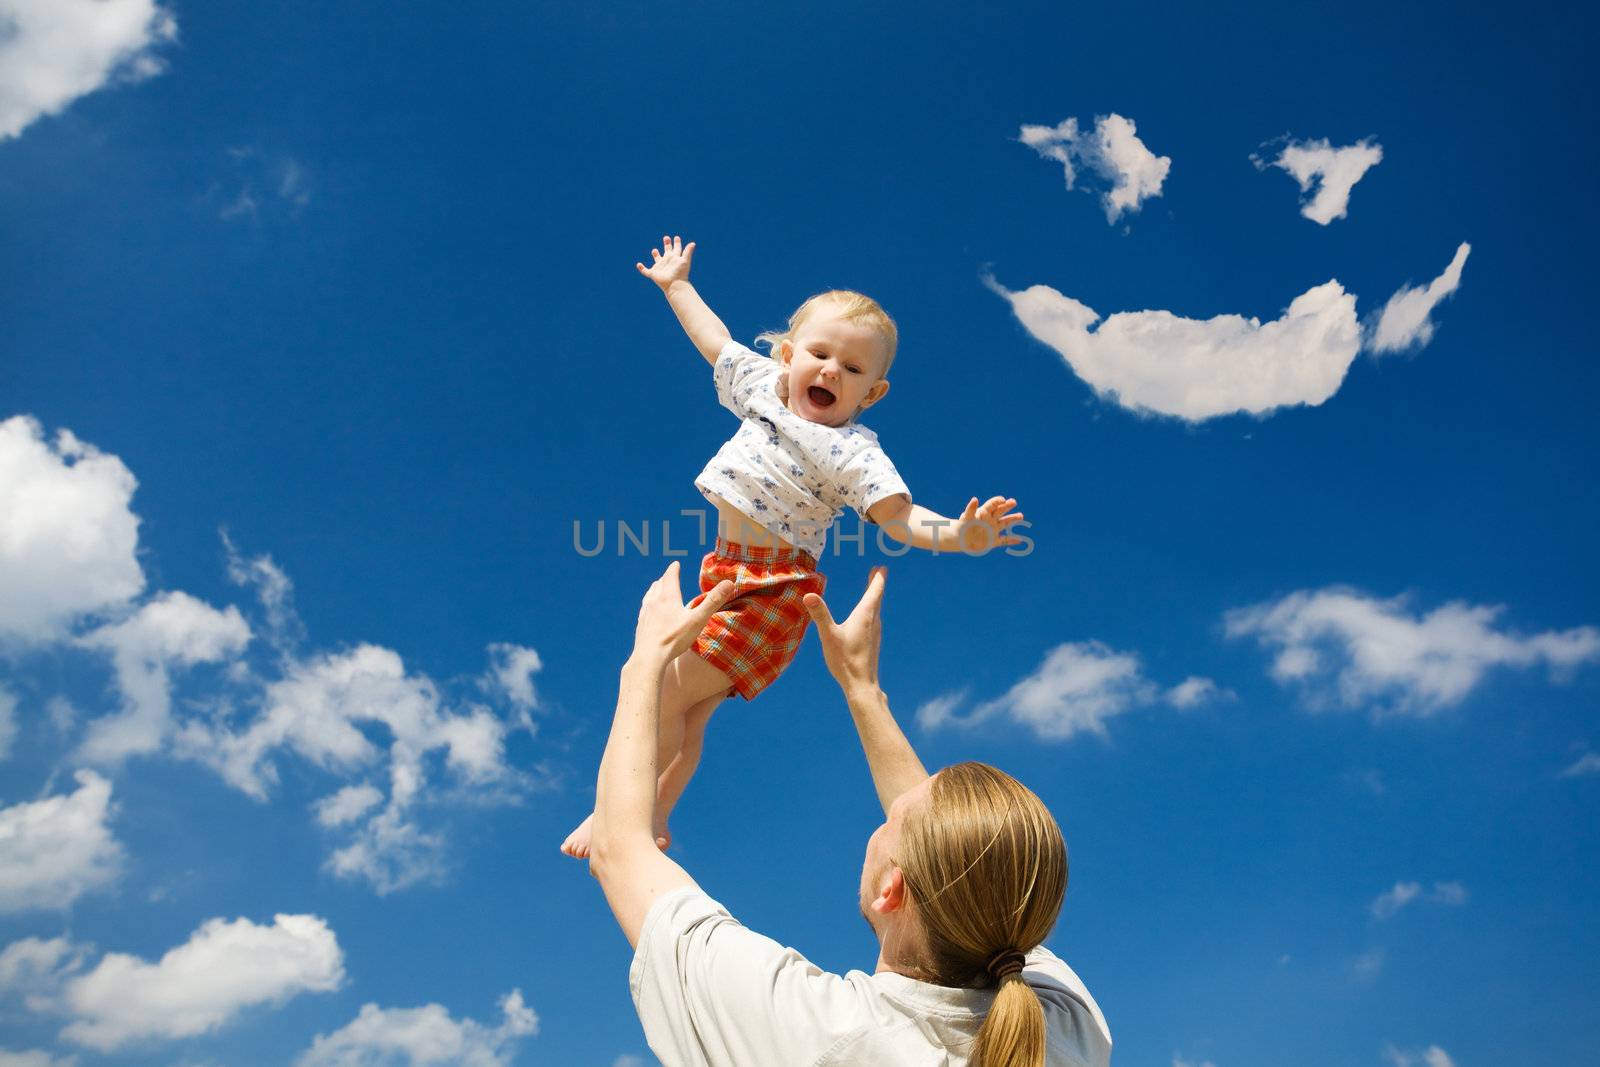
690,538,826,700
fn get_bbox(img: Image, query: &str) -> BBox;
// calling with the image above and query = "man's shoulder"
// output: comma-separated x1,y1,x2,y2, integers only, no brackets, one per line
633,885,727,951
632,887,849,996
631,887,887,1065
1027,947,1113,1067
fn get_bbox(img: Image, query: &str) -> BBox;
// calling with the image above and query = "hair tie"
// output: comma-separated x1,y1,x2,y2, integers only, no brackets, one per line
985,948,1026,982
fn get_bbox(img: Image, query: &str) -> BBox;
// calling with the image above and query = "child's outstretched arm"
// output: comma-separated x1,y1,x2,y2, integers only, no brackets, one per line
868,494,1026,555
635,234,731,365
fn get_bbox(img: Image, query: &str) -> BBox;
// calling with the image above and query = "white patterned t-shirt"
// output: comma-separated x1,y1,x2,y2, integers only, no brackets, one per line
694,340,910,557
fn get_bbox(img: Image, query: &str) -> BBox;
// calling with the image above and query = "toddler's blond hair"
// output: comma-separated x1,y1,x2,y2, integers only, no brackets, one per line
755,290,899,375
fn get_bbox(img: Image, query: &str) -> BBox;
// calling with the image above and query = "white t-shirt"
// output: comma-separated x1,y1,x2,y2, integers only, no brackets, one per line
694,340,910,558
630,887,1113,1067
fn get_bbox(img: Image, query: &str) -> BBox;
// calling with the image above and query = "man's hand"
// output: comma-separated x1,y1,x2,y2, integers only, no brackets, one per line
958,495,1025,554
802,567,886,696
806,568,929,815
631,561,735,668
635,234,695,293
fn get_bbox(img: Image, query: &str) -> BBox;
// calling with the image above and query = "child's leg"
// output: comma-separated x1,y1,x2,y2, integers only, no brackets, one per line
654,692,723,835
560,649,732,858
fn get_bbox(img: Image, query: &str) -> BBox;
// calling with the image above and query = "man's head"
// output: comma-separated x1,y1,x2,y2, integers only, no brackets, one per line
758,291,897,427
859,774,932,940
860,763,1067,986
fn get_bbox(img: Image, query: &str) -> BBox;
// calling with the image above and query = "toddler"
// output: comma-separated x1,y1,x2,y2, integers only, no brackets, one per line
560,235,1025,858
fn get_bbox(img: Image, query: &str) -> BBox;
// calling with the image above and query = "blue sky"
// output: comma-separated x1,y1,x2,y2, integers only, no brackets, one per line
2,2,1597,1065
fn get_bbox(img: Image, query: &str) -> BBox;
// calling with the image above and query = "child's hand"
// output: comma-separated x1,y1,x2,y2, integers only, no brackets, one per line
635,234,695,292
958,496,1026,554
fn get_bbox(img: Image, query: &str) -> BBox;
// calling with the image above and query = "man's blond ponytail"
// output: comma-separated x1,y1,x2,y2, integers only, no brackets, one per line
896,762,1068,1067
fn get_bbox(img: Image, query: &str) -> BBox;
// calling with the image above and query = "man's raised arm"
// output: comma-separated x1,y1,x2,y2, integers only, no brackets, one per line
589,563,734,946
802,568,930,817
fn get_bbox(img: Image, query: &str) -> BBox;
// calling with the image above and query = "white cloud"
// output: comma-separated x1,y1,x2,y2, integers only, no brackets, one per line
1371,881,1421,918
1173,1057,1217,1067
975,642,1153,739
219,187,258,221
1255,137,1383,225
0,771,123,913
314,784,385,828
323,804,448,895
212,149,312,222
1383,1044,1456,1067
279,158,310,207
1094,115,1171,222
181,644,509,802
1019,114,1171,222
76,591,251,763
913,690,970,732
44,698,76,735
1226,587,1600,716
986,273,1362,420
0,0,176,141
1560,751,1600,778
0,1050,77,1067
1367,243,1472,354
1352,948,1385,982
0,936,86,1005
224,534,303,652
612,1058,646,1067
1370,880,1467,920
1,424,528,894
919,641,1200,742
0,417,144,644
59,914,343,1051
433,707,510,783
1165,676,1231,709
178,643,519,893
483,643,541,715
1020,120,1078,179
298,988,536,1067
0,686,16,759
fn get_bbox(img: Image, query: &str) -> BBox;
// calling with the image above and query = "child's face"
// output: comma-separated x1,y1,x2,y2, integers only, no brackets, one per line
780,306,891,426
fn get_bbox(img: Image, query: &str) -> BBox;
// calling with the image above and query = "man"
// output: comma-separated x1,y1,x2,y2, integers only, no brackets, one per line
588,564,1112,1066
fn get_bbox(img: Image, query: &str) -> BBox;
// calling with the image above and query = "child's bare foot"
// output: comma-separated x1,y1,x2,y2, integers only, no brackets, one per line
560,813,595,858
559,812,670,858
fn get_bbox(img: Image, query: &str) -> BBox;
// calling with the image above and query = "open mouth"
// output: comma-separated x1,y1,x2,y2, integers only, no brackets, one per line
807,385,837,408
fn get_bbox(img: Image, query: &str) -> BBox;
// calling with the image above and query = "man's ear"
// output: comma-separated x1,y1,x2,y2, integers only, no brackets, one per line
869,866,909,916
858,377,891,411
